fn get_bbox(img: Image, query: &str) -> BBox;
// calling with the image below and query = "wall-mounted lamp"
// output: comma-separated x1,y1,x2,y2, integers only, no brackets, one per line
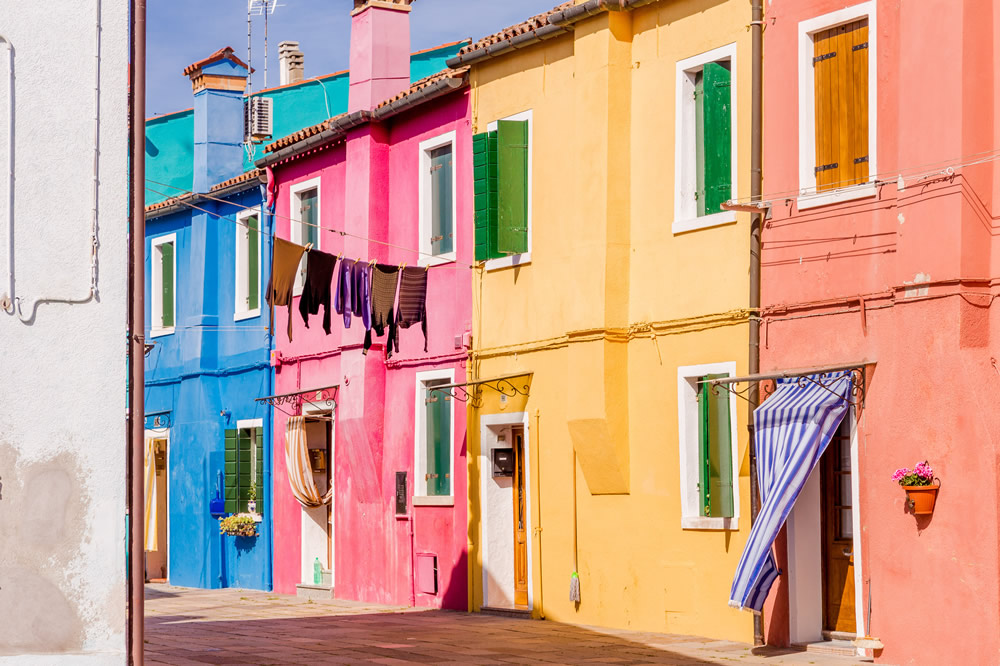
220,408,232,420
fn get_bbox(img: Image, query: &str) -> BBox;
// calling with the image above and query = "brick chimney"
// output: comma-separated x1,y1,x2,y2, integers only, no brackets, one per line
348,0,414,113
278,41,305,85
183,47,250,192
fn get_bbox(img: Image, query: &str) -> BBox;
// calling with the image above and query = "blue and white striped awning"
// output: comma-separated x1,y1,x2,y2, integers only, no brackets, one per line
729,371,853,612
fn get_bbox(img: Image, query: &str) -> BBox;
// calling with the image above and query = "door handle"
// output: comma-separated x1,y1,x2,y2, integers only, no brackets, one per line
842,548,853,557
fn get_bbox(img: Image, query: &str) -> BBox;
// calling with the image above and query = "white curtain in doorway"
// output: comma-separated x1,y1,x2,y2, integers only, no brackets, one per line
143,436,159,552
729,371,852,612
285,416,333,508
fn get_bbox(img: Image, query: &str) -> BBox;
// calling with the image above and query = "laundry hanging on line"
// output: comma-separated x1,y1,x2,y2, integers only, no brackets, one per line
365,264,399,356
266,238,307,342
298,249,337,335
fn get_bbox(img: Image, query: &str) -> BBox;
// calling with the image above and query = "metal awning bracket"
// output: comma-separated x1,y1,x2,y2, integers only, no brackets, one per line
427,372,532,408
255,385,339,417
699,362,871,408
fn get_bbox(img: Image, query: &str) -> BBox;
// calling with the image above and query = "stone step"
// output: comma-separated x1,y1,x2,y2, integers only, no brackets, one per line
793,639,862,658
296,583,333,600
823,630,858,642
480,605,533,619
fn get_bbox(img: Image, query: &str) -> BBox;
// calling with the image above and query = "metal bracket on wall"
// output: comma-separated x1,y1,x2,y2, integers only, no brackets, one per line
699,362,870,409
144,411,172,429
256,384,339,417
426,372,532,408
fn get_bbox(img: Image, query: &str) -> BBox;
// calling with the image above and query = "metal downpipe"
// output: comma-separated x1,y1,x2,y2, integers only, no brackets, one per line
748,0,764,648
129,0,147,663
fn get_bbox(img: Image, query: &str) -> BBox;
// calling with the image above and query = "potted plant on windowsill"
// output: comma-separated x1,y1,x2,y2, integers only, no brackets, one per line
219,513,258,538
247,483,257,515
891,461,939,515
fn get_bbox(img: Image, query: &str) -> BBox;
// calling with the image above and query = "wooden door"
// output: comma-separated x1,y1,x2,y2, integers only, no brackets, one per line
512,427,529,607
822,421,856,634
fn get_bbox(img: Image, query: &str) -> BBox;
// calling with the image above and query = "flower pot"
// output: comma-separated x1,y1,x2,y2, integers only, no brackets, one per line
248,500,257,514
903,484,939,515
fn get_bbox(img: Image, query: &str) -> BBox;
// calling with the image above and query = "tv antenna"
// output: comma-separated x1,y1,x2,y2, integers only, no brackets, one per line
247,0,282,93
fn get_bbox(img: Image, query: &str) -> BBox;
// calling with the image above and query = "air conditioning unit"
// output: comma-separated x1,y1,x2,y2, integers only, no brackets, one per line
244,96,273,142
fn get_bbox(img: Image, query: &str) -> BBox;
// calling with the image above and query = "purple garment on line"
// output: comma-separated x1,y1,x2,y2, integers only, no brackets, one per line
351,262,372,331
334,258,355,329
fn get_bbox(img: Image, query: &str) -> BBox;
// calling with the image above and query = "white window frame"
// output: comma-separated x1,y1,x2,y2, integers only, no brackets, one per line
797,2,878,210
236,418,264,519
144,427,171,580
673,43,739,235
485,109,533,271
150,233,176,338
676,361,741,530
289,177,321,293
418,130,458,267
413,368,456,506
234,207,262,321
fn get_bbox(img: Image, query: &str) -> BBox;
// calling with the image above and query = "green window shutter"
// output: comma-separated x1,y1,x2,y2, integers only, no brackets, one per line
430,145,454,256
497,120,529,255
425,386,451,497
238,429,252,513
247,215,259,311
224,429,238,514
700,62,732,216
301,189,318,247
160,242,174,328
255,426,265,515
699,375,734,518
473,132,491,261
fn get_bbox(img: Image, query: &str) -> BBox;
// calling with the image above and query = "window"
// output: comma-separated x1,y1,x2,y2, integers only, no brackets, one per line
473,110,531,268
419,131,457,265
798,3,877,208
150,234,176,337
674,45,738,234
235,209,261,320
225,423,264,515
290,178,321,291
677,362,740,529
414,370,455,505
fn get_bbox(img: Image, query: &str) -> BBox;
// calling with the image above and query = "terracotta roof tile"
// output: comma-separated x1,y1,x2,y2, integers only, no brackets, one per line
182,46,251,77
145,192,194,214
263,116,340,154
211,168,264,191
145,169,264,215
374,66,468,109
458,1,573,56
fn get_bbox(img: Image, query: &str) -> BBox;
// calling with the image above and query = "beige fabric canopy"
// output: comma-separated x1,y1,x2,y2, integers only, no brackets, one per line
285,416,333,508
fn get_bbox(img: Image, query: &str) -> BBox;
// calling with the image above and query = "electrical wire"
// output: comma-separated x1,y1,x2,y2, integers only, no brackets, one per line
144,181,477,270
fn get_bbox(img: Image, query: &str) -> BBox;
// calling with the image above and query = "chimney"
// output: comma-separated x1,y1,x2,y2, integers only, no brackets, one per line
348,0,414,113
184,47,250,192
278,41,305,86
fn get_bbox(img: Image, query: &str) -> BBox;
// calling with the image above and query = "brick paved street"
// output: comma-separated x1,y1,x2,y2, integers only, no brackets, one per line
144,584,874,665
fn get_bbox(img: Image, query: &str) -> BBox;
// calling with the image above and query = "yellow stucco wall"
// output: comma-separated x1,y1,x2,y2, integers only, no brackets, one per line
467,0,754,642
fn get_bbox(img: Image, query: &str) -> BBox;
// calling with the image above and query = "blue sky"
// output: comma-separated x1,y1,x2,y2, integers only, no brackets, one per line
147,0,557,116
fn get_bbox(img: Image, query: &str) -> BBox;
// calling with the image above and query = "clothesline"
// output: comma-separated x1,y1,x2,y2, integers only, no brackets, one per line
144,179,478,270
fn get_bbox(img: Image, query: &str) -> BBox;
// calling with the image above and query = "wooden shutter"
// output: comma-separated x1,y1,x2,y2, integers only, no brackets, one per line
701,62,732,215
160,243,174,328
473,131,502,261
813,19,869,192
238,429,252,513
224,429,239,514
698,381,712,516
699,375,734,518
255,426,264,515
430,145,454,256
497,120,529,255
425,387,451,496
247,216,259,311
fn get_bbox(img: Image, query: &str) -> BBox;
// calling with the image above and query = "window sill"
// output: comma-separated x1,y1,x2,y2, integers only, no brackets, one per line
796,183,878,210
149,327,175,339
418,253,456,268
484,253,530,272
672,210,738,235
681,516,739,531
234,308,261,322
412,495,454,507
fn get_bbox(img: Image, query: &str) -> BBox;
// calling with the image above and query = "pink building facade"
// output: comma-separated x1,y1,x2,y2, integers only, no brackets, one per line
757,0,1000,662
259,0,472,609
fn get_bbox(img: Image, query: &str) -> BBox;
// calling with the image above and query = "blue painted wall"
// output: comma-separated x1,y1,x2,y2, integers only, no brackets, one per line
145,189,275,590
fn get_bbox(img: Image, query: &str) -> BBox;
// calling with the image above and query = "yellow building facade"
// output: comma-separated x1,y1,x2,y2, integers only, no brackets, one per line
458,0,755,641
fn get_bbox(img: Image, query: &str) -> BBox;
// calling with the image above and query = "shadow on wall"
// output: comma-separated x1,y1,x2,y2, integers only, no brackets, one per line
144,607,722,664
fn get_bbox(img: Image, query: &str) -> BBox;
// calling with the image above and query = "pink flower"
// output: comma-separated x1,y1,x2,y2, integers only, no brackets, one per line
890,468,907,482
914,461,934,480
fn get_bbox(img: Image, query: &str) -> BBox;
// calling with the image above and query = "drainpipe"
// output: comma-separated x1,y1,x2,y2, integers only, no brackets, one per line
129,0,147,663
0,34,11,314
748,0,764,648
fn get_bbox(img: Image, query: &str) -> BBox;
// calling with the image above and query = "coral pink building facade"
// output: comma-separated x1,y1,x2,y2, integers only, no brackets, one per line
758,0,1000,662
260,0,472,609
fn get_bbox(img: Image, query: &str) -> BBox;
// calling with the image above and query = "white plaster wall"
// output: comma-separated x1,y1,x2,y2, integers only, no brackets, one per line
0,0,128,661
786,465,823,645
483,426,515,609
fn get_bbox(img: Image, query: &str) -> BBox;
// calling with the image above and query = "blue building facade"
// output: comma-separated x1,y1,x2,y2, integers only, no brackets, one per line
143,43,464,590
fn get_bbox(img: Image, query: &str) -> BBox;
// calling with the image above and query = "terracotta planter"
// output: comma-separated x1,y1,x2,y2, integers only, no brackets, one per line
903,483,939,515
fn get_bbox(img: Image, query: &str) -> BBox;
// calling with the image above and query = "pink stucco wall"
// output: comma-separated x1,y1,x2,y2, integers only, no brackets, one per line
269,89,472,610
759,1,1000,663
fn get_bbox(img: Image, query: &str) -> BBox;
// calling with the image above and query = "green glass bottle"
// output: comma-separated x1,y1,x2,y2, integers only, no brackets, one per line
313,557,322,585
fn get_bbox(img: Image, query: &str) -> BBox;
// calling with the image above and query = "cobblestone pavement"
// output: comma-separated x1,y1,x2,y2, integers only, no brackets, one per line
145,584,873,665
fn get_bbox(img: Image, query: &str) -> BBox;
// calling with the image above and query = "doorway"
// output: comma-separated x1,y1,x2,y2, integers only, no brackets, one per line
821,419,855,635
480,413,533,611
300,413,333,587
145,434,169,582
